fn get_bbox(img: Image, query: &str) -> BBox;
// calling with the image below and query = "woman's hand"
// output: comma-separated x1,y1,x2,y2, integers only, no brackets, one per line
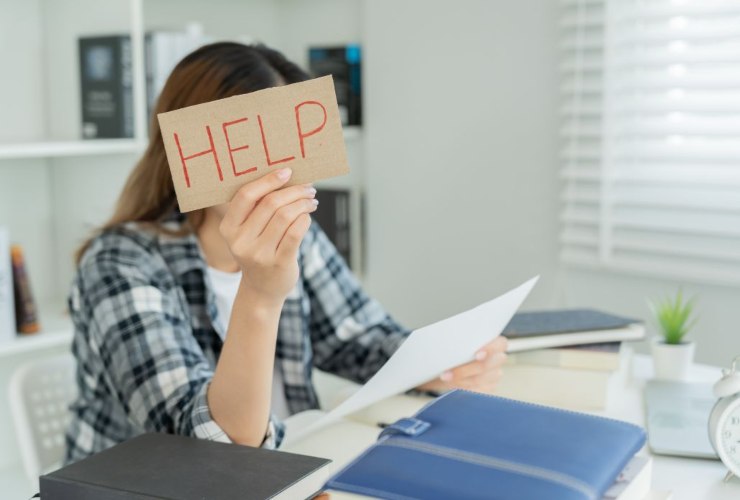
218,167,318,305
417,336,508,394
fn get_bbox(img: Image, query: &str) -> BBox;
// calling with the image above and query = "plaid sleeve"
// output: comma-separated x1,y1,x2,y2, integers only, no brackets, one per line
302,222,411,383
76,236,279,447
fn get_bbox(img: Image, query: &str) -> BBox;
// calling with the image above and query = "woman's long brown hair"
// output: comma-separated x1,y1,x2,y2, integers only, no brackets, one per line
75,42,309,263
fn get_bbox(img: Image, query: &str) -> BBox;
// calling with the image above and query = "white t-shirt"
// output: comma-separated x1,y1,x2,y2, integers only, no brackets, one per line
205,266,292,420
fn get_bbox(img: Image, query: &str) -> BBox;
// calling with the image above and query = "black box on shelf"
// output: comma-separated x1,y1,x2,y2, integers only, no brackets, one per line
309,45,362,127
78,35,134,139
314,188,352,267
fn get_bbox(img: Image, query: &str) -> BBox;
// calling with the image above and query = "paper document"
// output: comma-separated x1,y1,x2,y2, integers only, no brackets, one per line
285,276,539,444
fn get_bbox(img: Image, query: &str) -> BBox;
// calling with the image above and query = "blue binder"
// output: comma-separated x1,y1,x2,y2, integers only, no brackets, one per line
324,390,646,500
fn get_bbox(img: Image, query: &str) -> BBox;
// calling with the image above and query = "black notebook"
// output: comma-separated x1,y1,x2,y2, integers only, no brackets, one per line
40,433,330,500
502,309,645,352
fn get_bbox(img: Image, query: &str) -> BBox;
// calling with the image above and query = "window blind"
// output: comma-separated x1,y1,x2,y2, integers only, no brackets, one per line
560,0,740,285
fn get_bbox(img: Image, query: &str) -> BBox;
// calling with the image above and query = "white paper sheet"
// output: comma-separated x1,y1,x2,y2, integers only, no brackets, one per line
285,276,539,444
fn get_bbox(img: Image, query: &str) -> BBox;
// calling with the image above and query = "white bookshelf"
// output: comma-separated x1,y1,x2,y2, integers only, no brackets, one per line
0,0,364,479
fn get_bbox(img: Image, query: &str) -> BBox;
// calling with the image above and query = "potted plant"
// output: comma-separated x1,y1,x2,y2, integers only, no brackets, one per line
650,290,697,381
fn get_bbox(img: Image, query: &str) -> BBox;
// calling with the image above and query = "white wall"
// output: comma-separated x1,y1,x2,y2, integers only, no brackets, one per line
0,0,45,141
143,0,280,43
277,0,363,69
361,0,562,329
0,0,55,304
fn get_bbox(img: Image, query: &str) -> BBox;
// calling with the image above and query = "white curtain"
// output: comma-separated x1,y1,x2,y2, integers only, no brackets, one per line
561,0,740,285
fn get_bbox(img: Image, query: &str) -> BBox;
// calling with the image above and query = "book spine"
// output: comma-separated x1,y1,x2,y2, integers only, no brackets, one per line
309,46,351,126
145,32,154,130
146,30,201,134
121,36,134,138
11,245,40,334
0,227,15,342
346,44,362,126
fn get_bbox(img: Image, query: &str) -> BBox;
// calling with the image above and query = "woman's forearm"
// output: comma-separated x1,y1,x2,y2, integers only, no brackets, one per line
204,169,316,446
207,283,283,446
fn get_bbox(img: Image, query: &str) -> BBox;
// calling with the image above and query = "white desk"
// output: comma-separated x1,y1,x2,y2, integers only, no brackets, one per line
284,355,740,500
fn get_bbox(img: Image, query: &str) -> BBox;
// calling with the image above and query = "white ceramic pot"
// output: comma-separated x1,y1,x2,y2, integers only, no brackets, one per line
651,338,695,381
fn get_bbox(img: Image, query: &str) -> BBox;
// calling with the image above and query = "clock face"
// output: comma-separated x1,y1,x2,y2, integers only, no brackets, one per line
719,401,740,471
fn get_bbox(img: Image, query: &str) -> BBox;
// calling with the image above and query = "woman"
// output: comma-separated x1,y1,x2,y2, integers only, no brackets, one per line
65,42,507,463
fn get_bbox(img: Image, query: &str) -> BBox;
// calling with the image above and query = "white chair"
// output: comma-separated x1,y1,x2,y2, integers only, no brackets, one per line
8,352,77,491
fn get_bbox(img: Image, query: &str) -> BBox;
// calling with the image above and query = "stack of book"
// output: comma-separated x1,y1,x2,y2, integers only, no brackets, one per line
498,309,646,411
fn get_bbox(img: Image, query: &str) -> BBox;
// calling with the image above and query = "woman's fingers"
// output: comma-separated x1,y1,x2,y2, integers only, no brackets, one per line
222,168,293,228
441,360,481,383
217,168,320,303
477,336,508,357
244,184,316,238
441,351,507,384
276,213,313,262
258,198,318,252
416,337,509,394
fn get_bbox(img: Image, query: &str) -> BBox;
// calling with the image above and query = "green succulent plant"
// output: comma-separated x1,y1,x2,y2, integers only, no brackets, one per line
650,290,697,345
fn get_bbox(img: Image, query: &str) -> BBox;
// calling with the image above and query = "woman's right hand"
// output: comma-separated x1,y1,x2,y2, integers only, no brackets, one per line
218,167,318,305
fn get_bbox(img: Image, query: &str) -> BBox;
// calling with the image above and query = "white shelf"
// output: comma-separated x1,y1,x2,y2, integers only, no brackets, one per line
0,129,357,161
0,301,73,357
0,139,146,160
0,329,73,357
0,90,357,161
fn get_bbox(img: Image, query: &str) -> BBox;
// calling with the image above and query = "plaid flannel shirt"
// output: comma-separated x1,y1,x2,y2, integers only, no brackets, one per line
64,215,410,463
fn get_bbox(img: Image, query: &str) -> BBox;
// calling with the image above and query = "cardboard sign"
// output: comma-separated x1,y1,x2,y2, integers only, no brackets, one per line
158,75,349,212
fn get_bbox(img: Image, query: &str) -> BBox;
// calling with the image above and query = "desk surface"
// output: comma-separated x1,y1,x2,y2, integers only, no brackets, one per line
284,354,740,500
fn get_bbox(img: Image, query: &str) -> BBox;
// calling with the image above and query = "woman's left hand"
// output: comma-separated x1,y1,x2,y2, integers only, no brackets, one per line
416,336,508,395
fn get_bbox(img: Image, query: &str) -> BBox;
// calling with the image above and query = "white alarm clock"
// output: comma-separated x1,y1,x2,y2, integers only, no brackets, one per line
709,355,740,482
